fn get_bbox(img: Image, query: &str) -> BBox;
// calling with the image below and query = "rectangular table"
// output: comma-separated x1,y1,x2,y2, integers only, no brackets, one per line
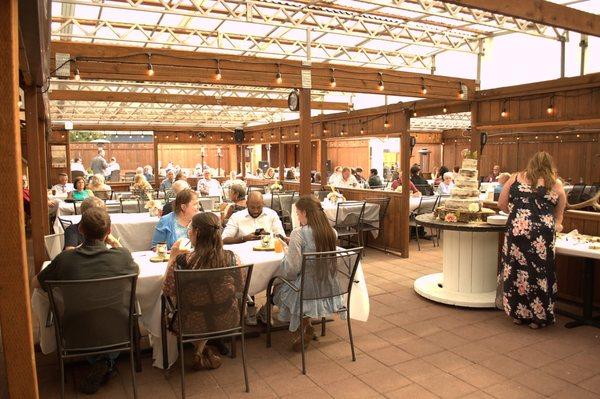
555,235,600,328
32,241,370,369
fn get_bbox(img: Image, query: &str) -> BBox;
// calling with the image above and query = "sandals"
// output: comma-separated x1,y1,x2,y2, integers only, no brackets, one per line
191,346,222,371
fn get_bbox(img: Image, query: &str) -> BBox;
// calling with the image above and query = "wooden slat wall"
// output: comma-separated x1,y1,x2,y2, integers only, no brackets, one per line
157,144,235,174
70,142,154,173
327,139,370,171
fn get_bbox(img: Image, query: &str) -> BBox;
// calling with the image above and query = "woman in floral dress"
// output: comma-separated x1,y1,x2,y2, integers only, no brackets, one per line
498,152,566,328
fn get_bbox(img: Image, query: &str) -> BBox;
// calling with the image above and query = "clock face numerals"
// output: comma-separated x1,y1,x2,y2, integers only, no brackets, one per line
288,90,299,111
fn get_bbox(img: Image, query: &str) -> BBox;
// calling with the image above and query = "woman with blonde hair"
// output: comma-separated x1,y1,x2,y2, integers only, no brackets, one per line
498,151,566,329
88,174,111,192
131,173,153,199
272,196,346,351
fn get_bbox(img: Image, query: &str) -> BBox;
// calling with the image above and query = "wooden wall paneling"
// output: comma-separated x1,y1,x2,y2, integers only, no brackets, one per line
326,139,370,171
156,144,233,175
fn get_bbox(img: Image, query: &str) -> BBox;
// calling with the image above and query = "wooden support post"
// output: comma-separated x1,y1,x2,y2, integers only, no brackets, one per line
25,85,47,272
37,99,49,234
0,0,40,396
278,130,285,182
400,112,411,258
469,102,481,174
299,88,312,195
319,140,327,188
240,145,246,178
153,135,159,190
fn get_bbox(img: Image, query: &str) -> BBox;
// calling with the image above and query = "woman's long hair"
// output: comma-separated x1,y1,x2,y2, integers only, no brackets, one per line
525,151,557,190
187,212,232,269
296,196,336,253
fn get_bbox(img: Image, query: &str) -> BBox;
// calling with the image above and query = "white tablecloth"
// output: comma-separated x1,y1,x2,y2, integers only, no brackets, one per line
55,198,148,217
292,200,381,238
32,241,369,369
53,213,160,252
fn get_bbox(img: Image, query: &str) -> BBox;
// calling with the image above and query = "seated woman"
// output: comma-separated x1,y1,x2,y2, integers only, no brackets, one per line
434,166,450,186
88,174,112,198
273,196,346,351
68,176,95,201
221,184,247,227
264,167,276,180
285,169,296,181
390,172,421,196
162,212,242,370
437,172,455,195
151,189,199,249
131,174,154,200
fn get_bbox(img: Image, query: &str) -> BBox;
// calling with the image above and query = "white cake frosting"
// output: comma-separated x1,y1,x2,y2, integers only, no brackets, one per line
446,157,481,212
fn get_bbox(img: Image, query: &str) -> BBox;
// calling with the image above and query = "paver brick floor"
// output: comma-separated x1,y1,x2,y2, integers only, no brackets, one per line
36,242,600,398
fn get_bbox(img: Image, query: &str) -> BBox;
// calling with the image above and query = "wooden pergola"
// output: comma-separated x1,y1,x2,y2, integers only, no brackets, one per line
2,0,600,396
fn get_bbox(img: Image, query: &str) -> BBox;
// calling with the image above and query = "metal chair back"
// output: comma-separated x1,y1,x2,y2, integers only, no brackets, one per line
568,184,586,203
334,201,366,230
316,190,329,201
418,195,440,215
70,171,84,182
58,217,73,232
46,274,138,398
93,190,112,200
109,170,121,182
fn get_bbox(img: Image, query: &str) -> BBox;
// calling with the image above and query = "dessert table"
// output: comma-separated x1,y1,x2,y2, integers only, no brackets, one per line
32,241,370,369
555,233,600,328
413,213,505,308
291,200,380,237
53,213,160,252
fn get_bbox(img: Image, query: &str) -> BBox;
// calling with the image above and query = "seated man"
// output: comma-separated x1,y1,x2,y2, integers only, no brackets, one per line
368,168,383,188
32,207,139,395
197,170,222,197
63,197,106,250
162,179,190,216
336,167,359,188
51,173,74,195
222,191,285,244
159,169,176,191
221,184,247,226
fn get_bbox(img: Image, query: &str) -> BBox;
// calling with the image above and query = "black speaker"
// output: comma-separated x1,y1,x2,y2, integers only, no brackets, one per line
234,128,244,144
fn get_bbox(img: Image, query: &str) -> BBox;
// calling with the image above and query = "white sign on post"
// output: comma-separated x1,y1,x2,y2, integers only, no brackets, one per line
301,69,312,89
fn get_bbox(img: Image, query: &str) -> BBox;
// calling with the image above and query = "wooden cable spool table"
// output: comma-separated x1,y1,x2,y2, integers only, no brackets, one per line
413,213,505,308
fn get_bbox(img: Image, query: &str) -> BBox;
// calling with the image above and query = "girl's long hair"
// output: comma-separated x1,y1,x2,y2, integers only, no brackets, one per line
525,151,557,190
295,196,336,253
187,212,232,269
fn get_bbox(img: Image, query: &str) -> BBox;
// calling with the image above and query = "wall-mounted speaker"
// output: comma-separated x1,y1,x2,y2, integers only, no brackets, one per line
234,128,244,144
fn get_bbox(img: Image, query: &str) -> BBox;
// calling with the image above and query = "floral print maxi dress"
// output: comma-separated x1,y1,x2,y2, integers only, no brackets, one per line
501,178,559,325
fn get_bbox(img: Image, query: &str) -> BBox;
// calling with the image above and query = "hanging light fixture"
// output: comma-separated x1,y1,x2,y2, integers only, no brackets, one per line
146,53,154,76
330,68,336,88
377,72,385,91
412,104,418,117
420,77,427,95
458,81,465,99
323,123,328,134
384,114,389,128
360,121,365,134
275,63,282,84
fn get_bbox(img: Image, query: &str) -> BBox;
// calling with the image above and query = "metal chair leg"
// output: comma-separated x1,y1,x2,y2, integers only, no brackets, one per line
240,333,250,393
321,317,326,336
300,323,306,375
415,224,421,251
347,309,356,361
60,357,65,399
266,296,272,348
179,338,185,399
130,347,138,399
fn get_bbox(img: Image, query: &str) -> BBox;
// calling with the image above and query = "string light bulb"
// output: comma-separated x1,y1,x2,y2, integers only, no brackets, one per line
275,63,282,84
323,123,328,134
546,95,555,115
384,115,389,128
500,100,508,118
458,81,465,99
420,77,427,95
412,104,418,117
146,53,154,76
378,72,385,91
443,106,447,113
73,59,81,81
330,68,336,88
215,59,222,80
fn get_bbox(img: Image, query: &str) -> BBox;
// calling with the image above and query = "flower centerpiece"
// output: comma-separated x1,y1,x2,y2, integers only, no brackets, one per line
144,193,160,217
270,181,283,192
444,213,458,223
326,185,345,204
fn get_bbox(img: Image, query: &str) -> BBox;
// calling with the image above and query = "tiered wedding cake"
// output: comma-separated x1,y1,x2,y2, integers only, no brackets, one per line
445,157,481,212
435,151,495,223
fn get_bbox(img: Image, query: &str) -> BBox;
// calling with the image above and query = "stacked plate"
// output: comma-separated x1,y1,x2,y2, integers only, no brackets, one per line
487,215,508,226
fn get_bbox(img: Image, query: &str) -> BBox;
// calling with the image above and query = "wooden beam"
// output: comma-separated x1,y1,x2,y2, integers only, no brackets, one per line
0,1,40,397
299,88,312,195
49,90,349,111
51,42,475,100
278,132,285,182
53,125,233,132
442,0,600,37
319,140,328,185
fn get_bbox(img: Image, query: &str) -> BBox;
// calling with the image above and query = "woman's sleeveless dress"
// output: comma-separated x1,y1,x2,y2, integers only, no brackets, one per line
501,179,559,325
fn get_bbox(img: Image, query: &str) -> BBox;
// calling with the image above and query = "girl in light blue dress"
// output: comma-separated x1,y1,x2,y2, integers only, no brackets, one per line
273,196,346,351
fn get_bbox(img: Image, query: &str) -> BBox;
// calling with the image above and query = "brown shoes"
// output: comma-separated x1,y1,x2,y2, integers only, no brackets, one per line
191,346,222,371
291,318,315,352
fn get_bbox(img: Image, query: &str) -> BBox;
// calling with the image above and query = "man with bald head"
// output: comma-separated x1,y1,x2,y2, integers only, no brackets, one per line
222,191,285,244
161,179,190,216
